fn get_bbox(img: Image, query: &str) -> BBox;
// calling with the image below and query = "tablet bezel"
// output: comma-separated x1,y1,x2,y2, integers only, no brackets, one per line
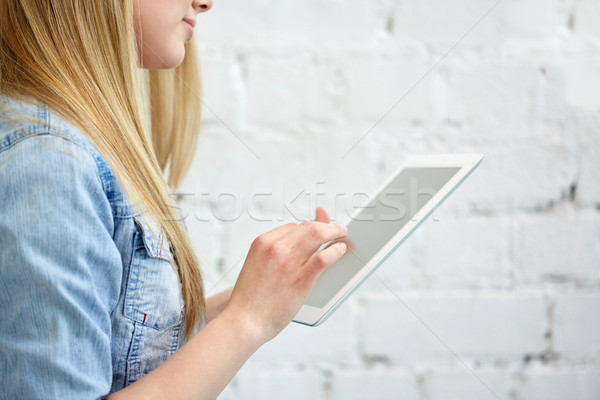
293,153,483,326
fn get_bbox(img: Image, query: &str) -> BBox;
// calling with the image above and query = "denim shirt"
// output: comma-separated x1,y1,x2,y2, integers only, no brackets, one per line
0,96,186,398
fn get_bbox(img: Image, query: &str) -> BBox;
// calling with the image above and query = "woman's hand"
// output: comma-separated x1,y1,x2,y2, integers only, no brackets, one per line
223,207,347,343
107,207,346,400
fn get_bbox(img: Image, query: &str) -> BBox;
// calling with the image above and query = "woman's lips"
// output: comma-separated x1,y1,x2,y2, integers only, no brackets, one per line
182,18,195,39
183,18,196,28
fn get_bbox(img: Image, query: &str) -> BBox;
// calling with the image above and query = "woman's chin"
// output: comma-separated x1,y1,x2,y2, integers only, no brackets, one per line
139,47,185,70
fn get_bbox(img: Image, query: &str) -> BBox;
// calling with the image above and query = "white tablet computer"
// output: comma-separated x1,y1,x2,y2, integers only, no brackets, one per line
293,153,483,326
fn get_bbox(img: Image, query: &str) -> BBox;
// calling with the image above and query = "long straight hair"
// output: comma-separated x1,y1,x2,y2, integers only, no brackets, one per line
0,0,205,338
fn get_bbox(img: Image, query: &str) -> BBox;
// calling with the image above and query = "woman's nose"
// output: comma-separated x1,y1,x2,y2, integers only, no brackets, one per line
193,0,213,13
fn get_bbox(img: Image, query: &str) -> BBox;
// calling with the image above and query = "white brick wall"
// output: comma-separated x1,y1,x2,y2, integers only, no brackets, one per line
517,365,600,400
553,293,600,359
425,368,513,400
360,293,546,363
233,368,325,400
328,369,420,400
179,0,600,398
516,212,600,283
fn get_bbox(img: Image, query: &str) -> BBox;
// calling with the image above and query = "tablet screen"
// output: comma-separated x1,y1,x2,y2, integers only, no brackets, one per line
305,167,461,308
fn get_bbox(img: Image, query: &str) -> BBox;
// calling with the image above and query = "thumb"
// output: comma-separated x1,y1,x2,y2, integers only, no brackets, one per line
314,207,330,223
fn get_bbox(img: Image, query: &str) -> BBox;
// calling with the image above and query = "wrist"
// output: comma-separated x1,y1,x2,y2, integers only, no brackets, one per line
215,305,266,349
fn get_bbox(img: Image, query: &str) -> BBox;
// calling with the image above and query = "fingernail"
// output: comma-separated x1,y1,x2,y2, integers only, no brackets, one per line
339,242,347,251
342,225,348,233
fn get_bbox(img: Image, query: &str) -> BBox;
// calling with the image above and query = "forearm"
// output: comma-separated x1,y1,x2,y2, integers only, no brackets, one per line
204,287,233,324
107,309,263,400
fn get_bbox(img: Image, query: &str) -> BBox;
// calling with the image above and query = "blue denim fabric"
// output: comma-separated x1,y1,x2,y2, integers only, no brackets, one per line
0,96,186,399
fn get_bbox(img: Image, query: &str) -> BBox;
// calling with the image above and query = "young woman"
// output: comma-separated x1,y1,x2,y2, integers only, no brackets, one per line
0,1,348,398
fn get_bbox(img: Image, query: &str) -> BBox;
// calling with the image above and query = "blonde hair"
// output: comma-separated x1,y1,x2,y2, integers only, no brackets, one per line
0,0,205,338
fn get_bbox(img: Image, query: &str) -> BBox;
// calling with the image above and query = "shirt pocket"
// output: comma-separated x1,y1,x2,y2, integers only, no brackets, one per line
124,216,185,384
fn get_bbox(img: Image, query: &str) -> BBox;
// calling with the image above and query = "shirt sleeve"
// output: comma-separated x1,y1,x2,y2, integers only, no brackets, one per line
0,134,123,399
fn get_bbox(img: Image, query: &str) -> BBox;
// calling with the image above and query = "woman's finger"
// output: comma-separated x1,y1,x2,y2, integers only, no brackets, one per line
315,207,330,223
304,240,348,279
284,220,347,265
